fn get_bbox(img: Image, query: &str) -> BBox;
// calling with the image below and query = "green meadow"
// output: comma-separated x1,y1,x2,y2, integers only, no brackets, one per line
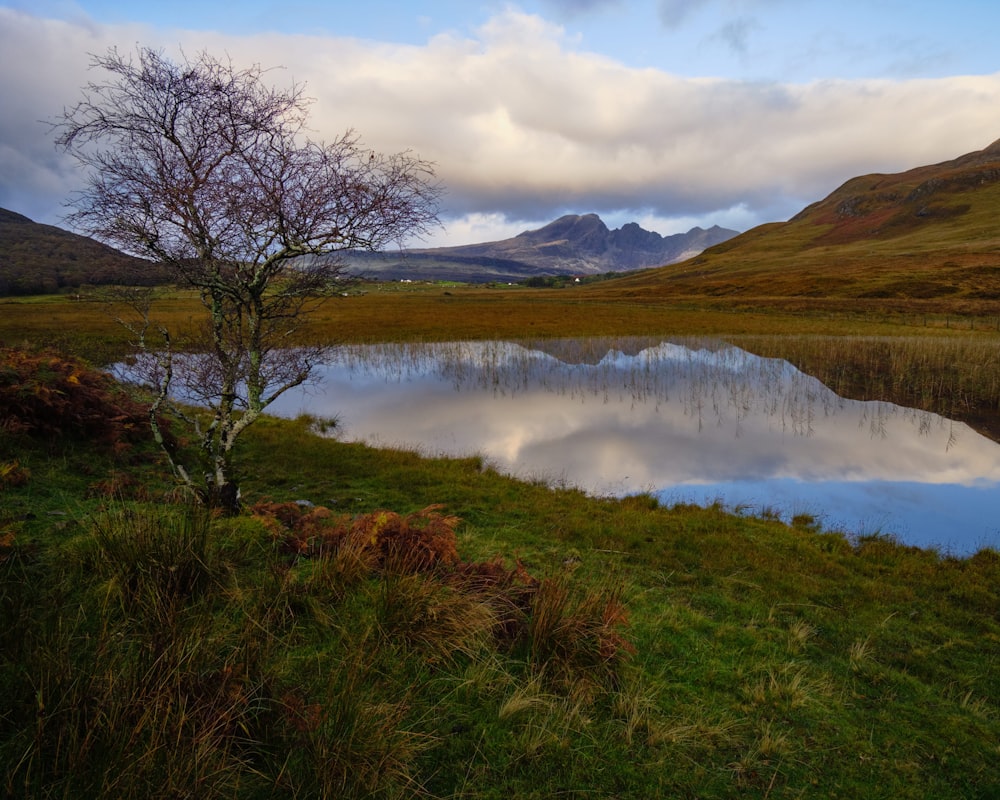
2,290,999,798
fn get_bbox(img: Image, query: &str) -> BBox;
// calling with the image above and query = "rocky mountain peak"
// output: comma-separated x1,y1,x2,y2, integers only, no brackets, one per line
347,213,740,281
517,214,610,254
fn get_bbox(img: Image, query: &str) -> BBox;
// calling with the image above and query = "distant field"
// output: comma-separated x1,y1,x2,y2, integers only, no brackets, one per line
2,283,995,358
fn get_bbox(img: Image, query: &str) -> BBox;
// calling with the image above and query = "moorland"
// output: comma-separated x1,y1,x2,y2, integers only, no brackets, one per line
2,139,1000,798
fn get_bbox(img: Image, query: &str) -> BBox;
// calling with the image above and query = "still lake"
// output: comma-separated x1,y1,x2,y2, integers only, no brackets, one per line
268,337,1000,556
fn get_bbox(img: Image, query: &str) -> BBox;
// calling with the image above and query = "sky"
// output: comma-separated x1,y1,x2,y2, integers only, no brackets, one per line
2,0,1000,247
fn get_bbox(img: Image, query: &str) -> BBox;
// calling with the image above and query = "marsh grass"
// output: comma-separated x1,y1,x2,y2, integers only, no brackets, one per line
733,333,1000,439
275,652,431,800
849,635,878,673
376,571,497,665
3,285,995,360
83,505,221,622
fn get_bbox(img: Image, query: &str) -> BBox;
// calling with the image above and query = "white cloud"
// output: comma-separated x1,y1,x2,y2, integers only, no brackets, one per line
421,212,541,248
2,6,999,245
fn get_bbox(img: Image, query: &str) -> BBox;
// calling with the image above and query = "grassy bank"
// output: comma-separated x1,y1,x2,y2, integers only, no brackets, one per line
2,348,998,798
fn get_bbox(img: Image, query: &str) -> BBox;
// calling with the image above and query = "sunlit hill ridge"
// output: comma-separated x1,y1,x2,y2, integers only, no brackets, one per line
601,138,1000,306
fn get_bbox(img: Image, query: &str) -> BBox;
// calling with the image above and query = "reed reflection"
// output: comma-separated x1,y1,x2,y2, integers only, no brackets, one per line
270,338,1000,553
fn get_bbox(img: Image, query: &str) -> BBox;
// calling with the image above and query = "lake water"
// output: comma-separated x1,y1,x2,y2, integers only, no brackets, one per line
267,338,1000,556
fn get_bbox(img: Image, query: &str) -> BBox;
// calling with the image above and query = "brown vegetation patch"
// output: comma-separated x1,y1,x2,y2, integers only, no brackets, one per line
252,501,634,665
254,502,460,571
0,345,154,448
0,460,30,488
445,556,540,643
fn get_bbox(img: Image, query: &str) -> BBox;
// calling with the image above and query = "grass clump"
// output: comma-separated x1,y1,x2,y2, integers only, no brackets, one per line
526,575,635,690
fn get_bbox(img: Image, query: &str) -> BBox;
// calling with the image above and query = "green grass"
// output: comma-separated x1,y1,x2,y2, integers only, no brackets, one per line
3,373,998,798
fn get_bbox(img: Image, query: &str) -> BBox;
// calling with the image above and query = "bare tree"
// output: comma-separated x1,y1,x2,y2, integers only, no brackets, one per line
55,46,442,509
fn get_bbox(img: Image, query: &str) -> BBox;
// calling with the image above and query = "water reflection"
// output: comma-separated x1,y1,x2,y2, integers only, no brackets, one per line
269,338,1000,555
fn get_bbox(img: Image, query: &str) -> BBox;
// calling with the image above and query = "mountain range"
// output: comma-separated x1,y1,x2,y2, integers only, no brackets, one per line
4,136,1000,302
0,208,734,293
339,215,738,282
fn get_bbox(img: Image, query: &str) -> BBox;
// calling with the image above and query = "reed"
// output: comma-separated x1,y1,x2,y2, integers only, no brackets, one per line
733,333,1000,438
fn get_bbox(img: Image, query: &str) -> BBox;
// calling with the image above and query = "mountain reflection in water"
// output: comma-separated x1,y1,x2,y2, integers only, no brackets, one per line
269,338,1000,555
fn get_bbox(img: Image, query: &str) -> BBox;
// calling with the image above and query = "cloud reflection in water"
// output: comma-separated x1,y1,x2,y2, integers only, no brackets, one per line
270,339,1000,554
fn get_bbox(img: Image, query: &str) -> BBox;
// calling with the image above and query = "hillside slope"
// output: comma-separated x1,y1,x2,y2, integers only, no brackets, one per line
0,208,164,295
601,138,1000,305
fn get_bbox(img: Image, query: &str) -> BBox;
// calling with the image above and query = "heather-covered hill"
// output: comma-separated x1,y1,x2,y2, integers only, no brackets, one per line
0,208,166,295
601,139,1000,305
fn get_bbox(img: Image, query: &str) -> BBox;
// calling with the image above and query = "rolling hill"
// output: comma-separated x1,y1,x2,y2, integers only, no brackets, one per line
601,138,1000,306
0,208,164,295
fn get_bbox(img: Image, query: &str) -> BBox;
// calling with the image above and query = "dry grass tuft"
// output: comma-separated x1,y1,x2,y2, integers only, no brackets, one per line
526,576,636,688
